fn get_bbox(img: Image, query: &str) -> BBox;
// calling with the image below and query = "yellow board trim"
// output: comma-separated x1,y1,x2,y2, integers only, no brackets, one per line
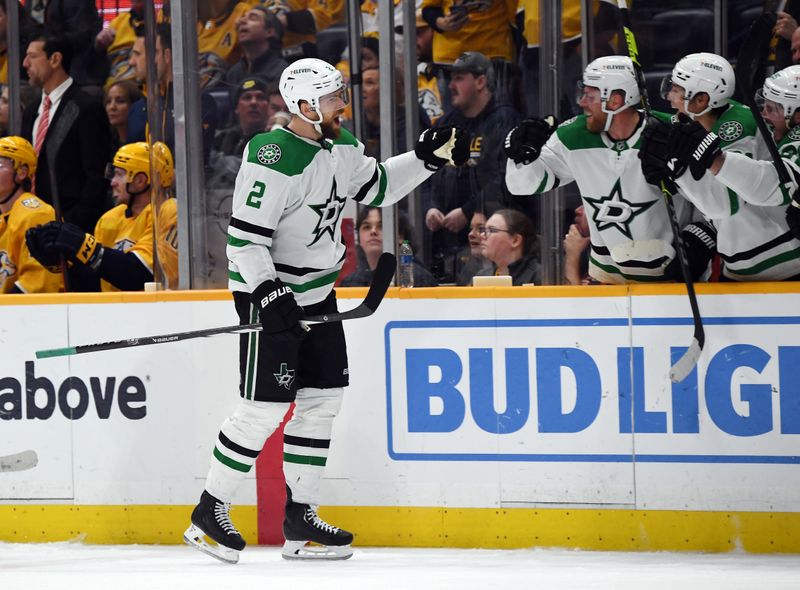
2,281,800,306
2,505,798,553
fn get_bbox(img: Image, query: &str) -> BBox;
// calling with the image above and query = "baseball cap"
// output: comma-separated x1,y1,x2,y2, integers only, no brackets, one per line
451,51,495,89
235,77,268,103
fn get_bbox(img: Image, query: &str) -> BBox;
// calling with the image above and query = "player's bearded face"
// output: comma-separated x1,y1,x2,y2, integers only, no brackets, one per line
320,108,344,139
578,85,607,132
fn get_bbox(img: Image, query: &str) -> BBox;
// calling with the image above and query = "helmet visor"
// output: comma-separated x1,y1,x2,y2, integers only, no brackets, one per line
575,81,600,105
318,87,349,114
104,164,128,181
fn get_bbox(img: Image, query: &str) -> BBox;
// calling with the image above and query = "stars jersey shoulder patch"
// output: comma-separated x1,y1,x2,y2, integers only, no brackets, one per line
257,143,282,165
583,179,658,240
717,120,744,143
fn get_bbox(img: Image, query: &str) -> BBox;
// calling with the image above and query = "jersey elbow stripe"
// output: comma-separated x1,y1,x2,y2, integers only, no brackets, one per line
366,164,388,207
230,216,274,239
227,234,253,247
352,166,379,203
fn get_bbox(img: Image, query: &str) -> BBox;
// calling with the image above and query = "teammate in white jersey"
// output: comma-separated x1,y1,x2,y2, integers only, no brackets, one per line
184,58,468,564
645,53,800,281
504,55,691,284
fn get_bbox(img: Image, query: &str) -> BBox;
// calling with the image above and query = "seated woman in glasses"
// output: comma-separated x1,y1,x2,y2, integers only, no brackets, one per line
476,208,540,285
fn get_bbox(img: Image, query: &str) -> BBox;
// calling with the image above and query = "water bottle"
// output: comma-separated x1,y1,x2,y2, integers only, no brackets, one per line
399,240,415,288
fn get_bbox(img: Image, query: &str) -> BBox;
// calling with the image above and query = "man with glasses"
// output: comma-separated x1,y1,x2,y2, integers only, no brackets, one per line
0,136,62,293
646,58,800,281
505,55,691,284
26,141,175,291
185,58,469,564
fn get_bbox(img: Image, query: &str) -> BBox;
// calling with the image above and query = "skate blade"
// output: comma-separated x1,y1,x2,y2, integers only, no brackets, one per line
281,540,353,561
183,524,240,564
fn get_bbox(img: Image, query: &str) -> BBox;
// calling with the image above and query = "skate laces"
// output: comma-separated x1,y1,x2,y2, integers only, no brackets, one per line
214,501,240,536
305,507,340,534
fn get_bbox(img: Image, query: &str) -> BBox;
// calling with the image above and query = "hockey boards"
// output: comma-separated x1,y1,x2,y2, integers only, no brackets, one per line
0,450,38,473
35,253,397,359
617,0,705,383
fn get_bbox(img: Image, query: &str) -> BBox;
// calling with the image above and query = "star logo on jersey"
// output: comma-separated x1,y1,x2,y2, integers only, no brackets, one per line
583,179,658,239
273,362,295,390
308,180,346,246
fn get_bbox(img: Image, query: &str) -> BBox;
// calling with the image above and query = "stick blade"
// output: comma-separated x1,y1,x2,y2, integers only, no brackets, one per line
669,339,702,383
36,347,77,359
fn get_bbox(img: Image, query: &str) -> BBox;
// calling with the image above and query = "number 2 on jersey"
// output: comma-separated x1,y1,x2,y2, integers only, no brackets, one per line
246,181,266,208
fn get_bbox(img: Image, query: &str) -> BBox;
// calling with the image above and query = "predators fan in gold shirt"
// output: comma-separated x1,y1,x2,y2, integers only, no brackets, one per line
0,137,62,294
26,142,175,292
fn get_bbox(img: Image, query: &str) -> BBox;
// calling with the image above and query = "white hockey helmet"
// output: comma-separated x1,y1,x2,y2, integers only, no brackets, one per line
667,52,734,118
279,58,348,132
760,65,800,126
580,56,640,131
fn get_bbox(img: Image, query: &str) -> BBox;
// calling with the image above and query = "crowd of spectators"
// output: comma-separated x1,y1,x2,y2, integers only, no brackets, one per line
0,0,794,294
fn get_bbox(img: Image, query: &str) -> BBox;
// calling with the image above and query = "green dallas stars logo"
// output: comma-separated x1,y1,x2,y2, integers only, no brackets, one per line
308,179,346,246
583,179,658,240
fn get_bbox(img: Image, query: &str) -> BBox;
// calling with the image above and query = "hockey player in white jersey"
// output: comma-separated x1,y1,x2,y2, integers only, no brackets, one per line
644,54,800,280
183,58,468,564
504,56,690,284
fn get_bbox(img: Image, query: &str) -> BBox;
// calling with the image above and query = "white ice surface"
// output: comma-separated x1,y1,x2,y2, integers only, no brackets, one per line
1,543,798,590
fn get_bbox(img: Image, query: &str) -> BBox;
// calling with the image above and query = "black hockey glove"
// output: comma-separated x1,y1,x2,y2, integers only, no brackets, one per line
415,126,467,171
251,278,306,339
25,224,63,270
28,221,104,269
503,116,558,165
669,116,722,181
681,220,718,281
638,116,677,190
787,201,800,241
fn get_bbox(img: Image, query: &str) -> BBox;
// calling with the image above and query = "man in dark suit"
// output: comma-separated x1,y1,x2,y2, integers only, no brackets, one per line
22,33,110,233
23,0,105,87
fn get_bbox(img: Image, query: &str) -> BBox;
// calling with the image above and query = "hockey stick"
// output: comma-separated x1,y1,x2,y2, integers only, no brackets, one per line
35,253,397,359
735,9,796,189
0,450,38,473
616,0,704,382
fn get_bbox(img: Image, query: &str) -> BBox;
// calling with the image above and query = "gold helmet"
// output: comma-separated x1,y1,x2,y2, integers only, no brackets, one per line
0,136,37,177
112,142,152,184
152,141,174,188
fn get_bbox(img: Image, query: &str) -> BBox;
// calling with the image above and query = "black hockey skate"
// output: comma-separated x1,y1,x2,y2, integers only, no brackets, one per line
282,486,354,560
183,490,246,564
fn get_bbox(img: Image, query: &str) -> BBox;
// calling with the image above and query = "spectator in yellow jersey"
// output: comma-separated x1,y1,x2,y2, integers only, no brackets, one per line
421,0,516,103
95,0,145,88
0,137,62,294
262,0,344,58
197,0,251,90
26,141,175,292
516,0,618,118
